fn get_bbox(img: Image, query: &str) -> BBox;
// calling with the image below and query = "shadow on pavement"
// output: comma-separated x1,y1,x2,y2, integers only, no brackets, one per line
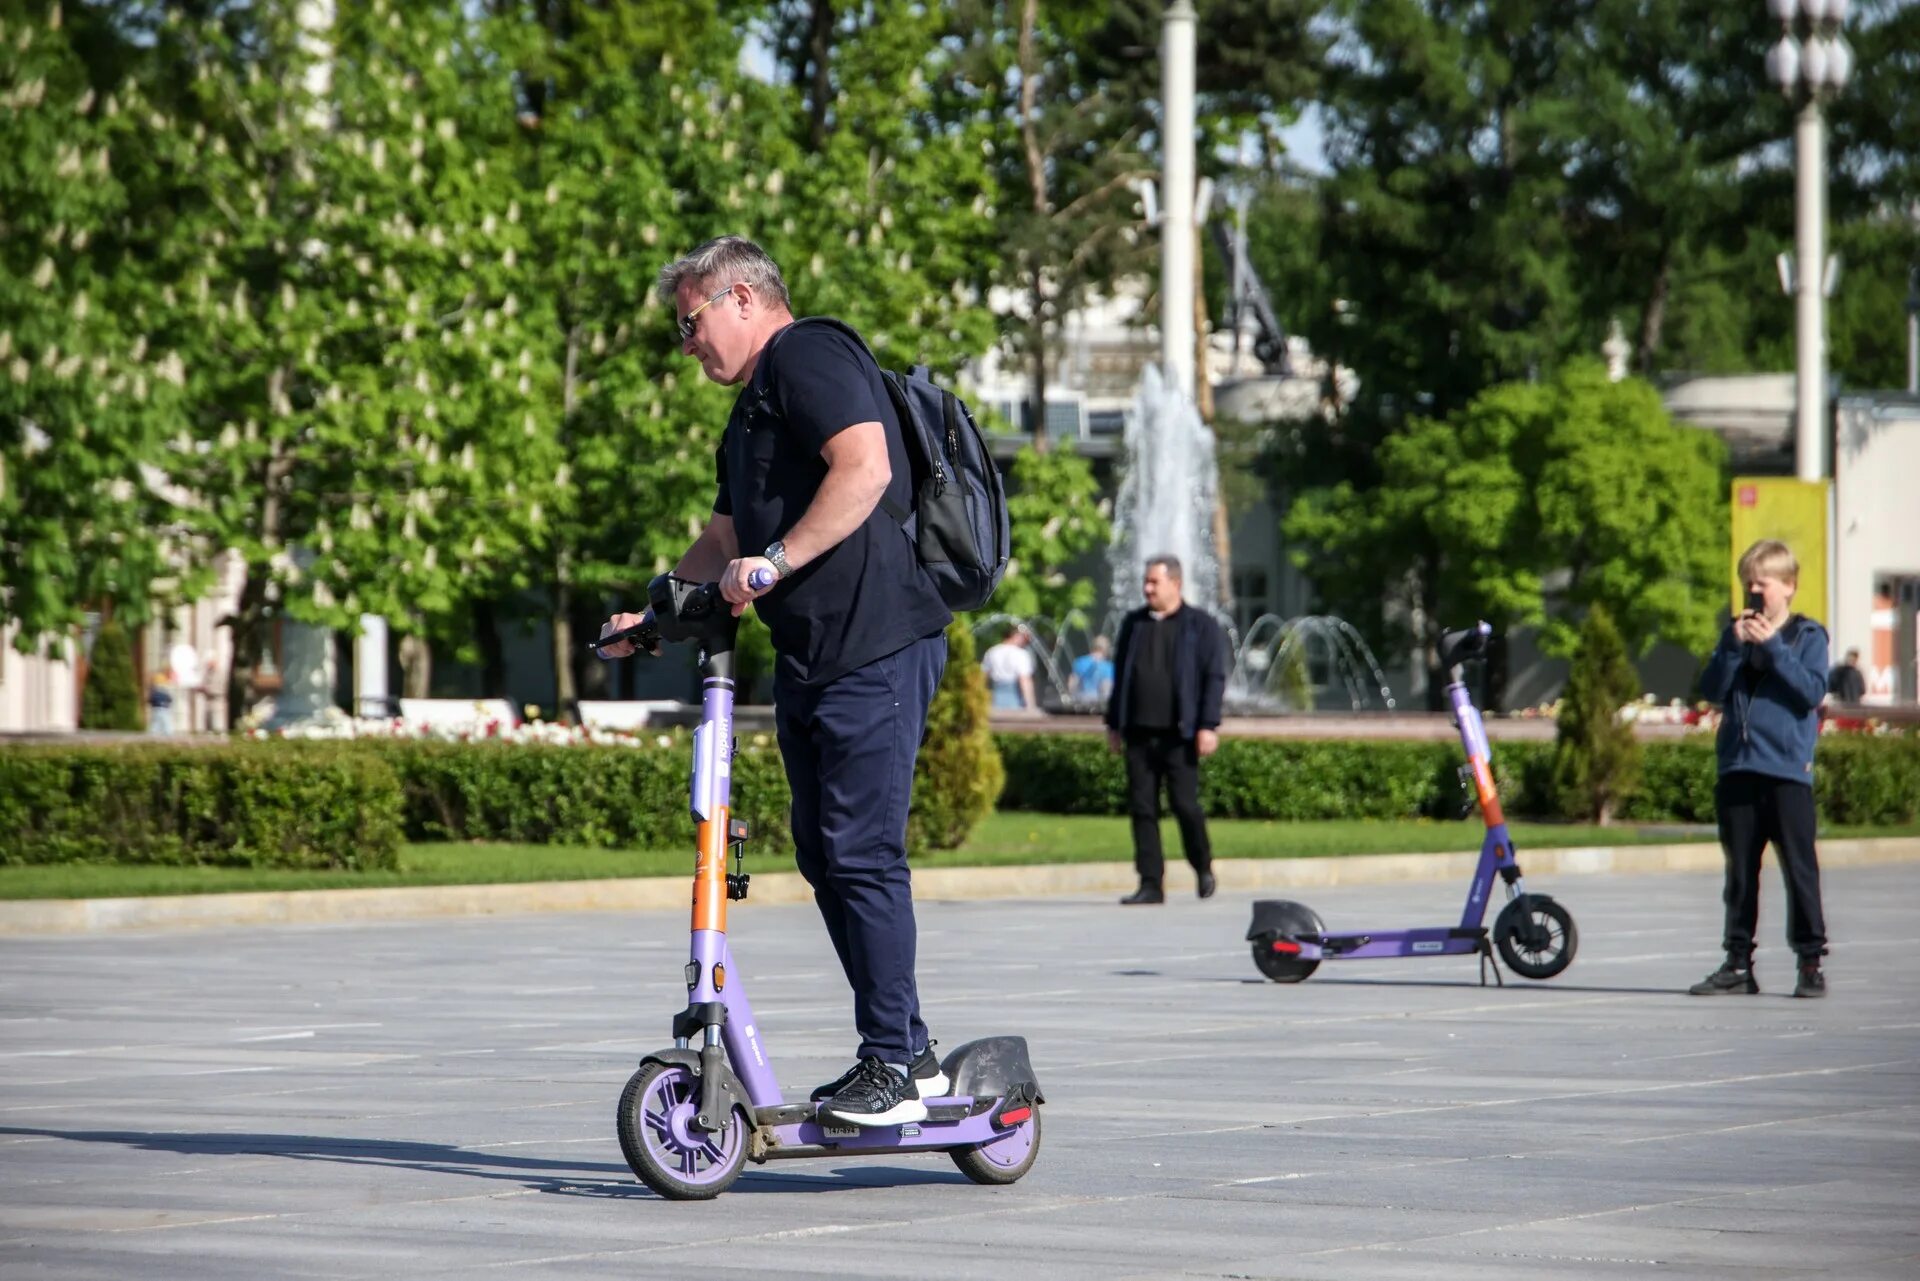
0,1126,968,1196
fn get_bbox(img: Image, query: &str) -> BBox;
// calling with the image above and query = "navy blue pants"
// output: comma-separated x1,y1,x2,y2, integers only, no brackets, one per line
774,632,946,1065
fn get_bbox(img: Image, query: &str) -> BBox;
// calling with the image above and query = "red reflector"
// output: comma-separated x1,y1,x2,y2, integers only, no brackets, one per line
1269,940,1302,954
999,1107,1031,1126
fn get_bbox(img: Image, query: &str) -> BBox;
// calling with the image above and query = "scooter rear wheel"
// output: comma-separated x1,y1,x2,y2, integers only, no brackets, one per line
951,1105,1042,1185
1494,895,1577,980
616,1061,749,1200
1251,902,1324,983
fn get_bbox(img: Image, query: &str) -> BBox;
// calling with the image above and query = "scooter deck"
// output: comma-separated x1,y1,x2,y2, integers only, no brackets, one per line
751,1094,1035,1159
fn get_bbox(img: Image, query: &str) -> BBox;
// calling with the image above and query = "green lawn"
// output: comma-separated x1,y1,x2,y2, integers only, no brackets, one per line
5,812,1917,901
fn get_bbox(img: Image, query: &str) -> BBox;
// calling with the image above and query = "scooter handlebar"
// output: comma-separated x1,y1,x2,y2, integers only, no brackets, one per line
588,570,775,656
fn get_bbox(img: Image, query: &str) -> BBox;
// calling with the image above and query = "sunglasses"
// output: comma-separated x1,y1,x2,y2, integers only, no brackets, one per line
677,284,738,342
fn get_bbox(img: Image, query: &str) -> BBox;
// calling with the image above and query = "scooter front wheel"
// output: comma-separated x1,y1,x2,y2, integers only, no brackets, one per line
1494,895,1577,980
951,1106,1042,1185
616,1061,749,1200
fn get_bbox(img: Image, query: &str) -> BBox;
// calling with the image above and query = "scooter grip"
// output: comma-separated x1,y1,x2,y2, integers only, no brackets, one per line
748,567,777,591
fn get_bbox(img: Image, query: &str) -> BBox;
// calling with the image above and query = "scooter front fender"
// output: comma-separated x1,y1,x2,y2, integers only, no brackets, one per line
640,1046,752,1134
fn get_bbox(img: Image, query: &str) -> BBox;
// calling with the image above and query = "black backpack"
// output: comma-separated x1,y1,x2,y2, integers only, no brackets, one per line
778,318,1009,612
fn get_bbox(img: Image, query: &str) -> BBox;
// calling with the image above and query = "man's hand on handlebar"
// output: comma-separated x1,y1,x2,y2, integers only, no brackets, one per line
719,557,779,616
596,611,657,658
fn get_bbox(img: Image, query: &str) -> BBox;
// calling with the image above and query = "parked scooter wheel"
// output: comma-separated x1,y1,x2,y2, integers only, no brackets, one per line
1249,900,1324,983
951,1106,1042,1185
1493,895,1577,980
616,1061,749,1200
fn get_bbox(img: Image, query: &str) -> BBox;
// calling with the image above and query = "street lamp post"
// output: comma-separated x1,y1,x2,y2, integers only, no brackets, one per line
1764,0,1852,482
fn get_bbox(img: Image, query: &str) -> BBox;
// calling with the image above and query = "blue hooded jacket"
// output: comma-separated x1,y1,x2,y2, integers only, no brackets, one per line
1698,613,1829,785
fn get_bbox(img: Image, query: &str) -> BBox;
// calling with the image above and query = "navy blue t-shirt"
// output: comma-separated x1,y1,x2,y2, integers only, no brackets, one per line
713,320,951,686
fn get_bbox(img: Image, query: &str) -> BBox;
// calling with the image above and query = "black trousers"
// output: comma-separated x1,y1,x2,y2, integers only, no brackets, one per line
1715,770,1827,963
1123,728,1212,886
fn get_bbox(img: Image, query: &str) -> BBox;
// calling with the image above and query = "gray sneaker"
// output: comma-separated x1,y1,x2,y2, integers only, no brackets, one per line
810,1041,947,1102
1689,959,1759,996
1793,962,1826,998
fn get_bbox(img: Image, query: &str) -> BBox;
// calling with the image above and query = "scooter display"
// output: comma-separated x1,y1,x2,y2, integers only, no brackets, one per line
591,572,1044,1199
1245,622,1578,986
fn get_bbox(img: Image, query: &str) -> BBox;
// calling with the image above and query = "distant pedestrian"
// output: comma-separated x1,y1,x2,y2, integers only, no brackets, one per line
1105,556,1229,904
1070,635,1114,706
147,670,176,736
980,625,1037,711
1826,647,1865,704
1691,539,1830,999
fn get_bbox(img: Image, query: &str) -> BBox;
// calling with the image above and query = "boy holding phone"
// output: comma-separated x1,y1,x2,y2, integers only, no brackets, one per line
1692,539,1831,998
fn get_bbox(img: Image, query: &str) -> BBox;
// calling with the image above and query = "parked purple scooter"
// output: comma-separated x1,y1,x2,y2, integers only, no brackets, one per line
591,572,1044,1199
1246,622,1578,986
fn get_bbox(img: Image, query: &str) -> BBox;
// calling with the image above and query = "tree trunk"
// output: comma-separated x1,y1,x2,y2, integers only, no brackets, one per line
807,0,833,152
1017,0,1050,453
553,322,582,724
1195,221,1214,423
552,575,575,724
1636,246,1673,374
473,599,507,699
1028,270,1049,451
398,629,432,698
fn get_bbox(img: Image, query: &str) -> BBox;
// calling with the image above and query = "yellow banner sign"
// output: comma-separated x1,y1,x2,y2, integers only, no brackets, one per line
1729,477,1829,626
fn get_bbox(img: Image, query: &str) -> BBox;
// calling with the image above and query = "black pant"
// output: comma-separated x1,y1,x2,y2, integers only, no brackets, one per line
1715,771,1827,963
1124,728,1212,887
775,633,945,1064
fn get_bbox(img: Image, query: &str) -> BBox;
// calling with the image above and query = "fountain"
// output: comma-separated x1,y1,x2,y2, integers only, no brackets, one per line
970,610,1396,715
1106,365,1223,619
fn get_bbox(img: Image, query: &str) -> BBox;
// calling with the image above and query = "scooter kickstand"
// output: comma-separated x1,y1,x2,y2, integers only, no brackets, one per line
1479,939,1504,988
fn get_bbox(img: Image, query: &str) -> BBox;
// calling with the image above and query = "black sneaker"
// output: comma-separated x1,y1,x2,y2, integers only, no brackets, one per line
822,1056,927,1127
1688,959,1759,996
809,1041,947,1102
1794,962,1827,999
1120,884,1165,905
1197,870,1217,899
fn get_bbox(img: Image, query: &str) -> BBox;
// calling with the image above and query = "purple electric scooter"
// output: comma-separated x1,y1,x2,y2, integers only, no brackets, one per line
1245,622,1578,986
591,572,1044,1200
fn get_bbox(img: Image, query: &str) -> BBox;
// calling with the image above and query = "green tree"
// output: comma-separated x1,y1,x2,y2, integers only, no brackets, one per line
1552,604,1642,824
997,445,1112,621
78,616,142,731
0,4,196,649
1285,361,1726,705
909,617,1003,854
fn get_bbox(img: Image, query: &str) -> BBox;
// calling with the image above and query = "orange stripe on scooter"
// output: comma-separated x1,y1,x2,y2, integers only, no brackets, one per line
1471,757,1506,827
692,808,729,934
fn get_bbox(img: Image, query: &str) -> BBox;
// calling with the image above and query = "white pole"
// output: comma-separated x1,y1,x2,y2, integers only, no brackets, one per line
1794,99,1825,481
1907,266,1918,394
1160,0,1198,398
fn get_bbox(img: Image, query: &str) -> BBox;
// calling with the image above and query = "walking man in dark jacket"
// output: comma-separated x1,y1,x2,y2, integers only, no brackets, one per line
1105,555,1230,904
1691,539,1831,998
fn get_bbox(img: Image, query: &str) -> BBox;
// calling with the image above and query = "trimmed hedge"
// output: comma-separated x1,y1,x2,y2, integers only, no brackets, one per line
995,732,1920,827
0,744,404,870
360,738,798,858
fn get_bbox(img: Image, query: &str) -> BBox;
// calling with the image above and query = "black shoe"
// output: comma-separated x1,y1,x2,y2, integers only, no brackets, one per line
822,1056,928,1127
810,1041,947,1102
1197,871,1217,899
1688,959,1759,996
1794,962,1827,999
1120,884,1165,905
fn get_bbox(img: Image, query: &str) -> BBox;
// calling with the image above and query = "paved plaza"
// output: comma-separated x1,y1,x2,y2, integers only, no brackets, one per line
3,862,1917,1280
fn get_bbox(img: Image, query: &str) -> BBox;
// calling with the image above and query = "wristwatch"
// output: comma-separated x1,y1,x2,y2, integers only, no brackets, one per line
763,540,792,580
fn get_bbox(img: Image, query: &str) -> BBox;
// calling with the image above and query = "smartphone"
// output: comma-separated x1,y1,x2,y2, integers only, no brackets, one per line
1744,588,1765,615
